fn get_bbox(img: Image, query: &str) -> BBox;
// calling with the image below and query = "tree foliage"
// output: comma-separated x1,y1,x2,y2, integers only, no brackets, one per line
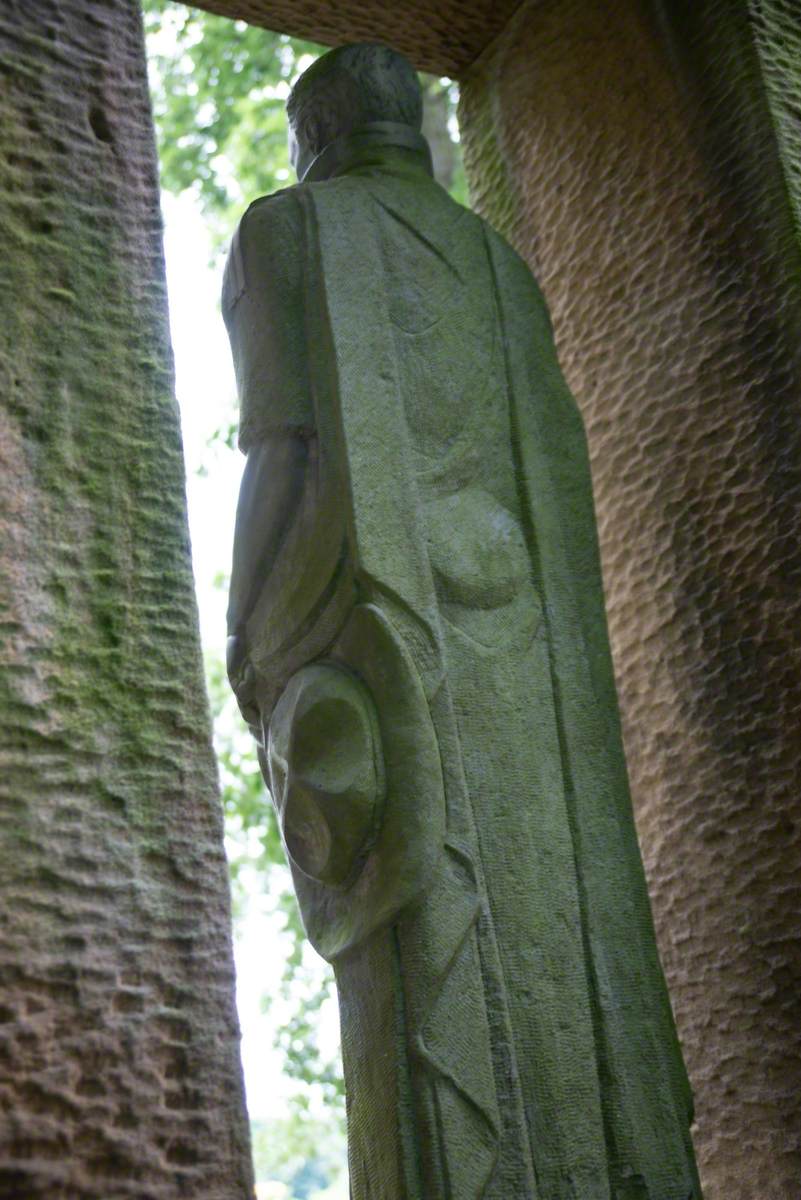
145,1,320,248
205,649,345,1095
144,0,465,253
250,1113,347,1197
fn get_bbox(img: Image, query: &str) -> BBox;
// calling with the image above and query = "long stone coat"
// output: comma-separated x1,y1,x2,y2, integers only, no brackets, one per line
223,125,701,1200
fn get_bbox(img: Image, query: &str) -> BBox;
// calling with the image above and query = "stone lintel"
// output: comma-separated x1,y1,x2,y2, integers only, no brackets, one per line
185,0,521,75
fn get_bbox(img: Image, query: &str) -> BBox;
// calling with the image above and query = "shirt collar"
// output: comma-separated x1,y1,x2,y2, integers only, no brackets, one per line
301,121,434,183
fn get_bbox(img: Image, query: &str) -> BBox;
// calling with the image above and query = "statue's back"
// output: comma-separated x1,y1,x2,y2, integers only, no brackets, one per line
225,140,702,1198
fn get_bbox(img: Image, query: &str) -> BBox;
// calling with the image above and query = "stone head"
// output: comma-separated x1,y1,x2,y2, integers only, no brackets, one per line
287,43,423,180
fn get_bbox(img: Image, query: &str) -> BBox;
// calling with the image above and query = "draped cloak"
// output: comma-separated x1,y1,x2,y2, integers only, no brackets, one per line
222,131,701,1200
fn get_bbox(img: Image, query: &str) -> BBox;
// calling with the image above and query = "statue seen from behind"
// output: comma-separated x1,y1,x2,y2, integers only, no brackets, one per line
222,42,702,1200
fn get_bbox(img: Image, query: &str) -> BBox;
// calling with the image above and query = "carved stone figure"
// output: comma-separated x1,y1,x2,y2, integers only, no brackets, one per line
223,42,702,1200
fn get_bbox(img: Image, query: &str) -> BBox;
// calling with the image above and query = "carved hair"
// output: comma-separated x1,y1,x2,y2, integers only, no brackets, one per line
287,43,423,161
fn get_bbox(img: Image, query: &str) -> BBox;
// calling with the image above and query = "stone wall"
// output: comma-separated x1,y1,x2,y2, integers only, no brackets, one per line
187,0,518,75
0,1,252,1194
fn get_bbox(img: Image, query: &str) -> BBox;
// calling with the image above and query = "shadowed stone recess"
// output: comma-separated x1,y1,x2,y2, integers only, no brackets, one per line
460,3,801,1197
0,1,252,1195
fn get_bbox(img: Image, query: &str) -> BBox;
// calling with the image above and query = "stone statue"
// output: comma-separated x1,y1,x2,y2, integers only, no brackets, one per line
222,42,702,1200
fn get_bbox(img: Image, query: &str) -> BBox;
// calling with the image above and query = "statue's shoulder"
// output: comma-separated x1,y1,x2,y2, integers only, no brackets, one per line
223,188,305,314
236,187,305,244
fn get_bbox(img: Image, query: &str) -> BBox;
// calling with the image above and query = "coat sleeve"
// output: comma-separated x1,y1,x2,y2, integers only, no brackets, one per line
222,190,314,452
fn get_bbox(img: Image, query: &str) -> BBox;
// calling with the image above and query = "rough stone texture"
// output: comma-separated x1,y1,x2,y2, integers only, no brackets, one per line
0,1,252,1195
459,3,801,1197
187,0,520,75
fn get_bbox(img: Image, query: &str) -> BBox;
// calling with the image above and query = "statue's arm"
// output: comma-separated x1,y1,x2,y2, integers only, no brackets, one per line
226,431,311,716
222,193,316,722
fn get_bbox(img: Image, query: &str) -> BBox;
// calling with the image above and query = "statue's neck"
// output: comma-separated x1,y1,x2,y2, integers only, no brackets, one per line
301,122,434,183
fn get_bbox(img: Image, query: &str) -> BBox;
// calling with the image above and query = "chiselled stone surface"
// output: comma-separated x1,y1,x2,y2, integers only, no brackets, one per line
460,3,801,1197
188,0,520,75
0,1,252,1195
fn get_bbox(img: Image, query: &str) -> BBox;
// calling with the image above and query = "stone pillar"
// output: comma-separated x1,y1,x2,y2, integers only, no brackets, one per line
0,0,252,1194
460,2,801,1197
